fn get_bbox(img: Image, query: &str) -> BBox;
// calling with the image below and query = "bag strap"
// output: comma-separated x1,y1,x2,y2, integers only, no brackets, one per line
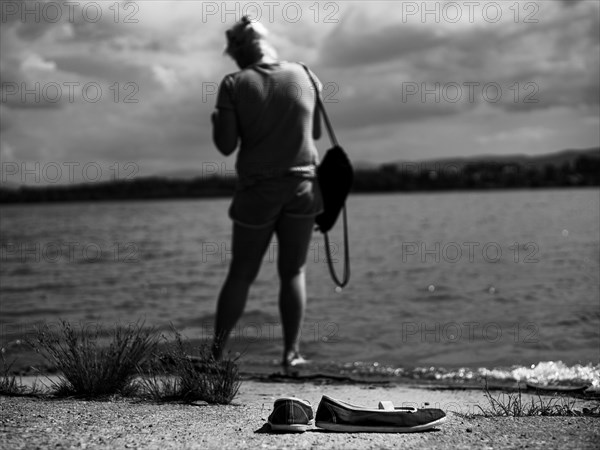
299,62,350,289
323,206,350,288
299,62,338,147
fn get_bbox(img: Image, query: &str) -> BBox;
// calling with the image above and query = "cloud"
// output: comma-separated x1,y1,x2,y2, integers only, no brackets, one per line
52,54,151,83
319,14,448,68
560,0,585,7
151,65,179,92
0,53,65,109
0,105,11,132
316,0,599,121
21,54,56,72
1,1,598,182
0,140,16,163
476,126,552,145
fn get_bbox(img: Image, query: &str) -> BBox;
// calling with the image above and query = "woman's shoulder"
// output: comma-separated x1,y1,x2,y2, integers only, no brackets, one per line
222,61,310,86
221,70,242,82
278,60,309,72
250,60,304,73
269,60,316,82
220,69,248,91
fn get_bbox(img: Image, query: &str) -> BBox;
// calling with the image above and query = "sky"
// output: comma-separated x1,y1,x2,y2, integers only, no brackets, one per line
1,0,599,184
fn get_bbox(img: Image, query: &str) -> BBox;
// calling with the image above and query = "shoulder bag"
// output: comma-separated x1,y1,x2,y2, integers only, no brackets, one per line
300,62,353,289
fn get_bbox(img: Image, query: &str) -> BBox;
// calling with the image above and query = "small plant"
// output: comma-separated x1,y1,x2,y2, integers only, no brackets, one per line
476,379,581,417
137,358,180,402
0,349,26,395
0,342,45,397
137,329,241,404
31,319,159,397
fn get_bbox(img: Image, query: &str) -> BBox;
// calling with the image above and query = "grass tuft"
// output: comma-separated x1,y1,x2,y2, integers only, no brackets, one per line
0,350,26,395
0,347,44,396
30,319,159,398
136,329,241,404
476,379,583,417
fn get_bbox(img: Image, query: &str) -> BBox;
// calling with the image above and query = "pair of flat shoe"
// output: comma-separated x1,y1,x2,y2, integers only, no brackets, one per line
268,397,315,432
267,395,446,433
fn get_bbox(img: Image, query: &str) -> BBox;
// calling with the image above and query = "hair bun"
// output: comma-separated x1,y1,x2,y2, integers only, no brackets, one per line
224,16,276,64
226,16,269,48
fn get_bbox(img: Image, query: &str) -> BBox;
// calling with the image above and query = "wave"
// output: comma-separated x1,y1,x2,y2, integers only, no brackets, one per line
336,360,600,388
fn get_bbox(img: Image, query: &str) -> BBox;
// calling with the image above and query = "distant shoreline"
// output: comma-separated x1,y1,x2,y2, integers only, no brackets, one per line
1,148,598,204
1,184,599,206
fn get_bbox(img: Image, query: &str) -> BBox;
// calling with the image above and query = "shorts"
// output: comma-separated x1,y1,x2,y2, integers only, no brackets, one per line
229,176,323,229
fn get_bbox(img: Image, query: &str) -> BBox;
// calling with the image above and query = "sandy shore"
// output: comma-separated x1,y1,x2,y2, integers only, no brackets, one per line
2,379,599,450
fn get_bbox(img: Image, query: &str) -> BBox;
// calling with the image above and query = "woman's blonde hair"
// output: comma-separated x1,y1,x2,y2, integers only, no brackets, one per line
224,16,277,68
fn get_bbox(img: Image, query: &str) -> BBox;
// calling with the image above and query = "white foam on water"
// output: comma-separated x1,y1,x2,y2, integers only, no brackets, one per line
341,360,600,388
480,361,600,387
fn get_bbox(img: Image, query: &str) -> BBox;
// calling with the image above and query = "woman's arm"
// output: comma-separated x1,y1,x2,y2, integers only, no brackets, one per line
211,109,239,156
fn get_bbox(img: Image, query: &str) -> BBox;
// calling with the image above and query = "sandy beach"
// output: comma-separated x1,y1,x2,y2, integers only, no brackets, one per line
2,378,599,450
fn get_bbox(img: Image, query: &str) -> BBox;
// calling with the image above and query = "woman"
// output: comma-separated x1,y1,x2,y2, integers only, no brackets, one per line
210,16,323,368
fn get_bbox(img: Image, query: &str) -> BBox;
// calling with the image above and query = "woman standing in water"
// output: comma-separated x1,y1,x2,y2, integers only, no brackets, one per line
210,16,323,368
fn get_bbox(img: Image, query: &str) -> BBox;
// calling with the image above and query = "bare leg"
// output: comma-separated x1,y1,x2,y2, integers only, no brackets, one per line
275,215,315,366
212,222,274,359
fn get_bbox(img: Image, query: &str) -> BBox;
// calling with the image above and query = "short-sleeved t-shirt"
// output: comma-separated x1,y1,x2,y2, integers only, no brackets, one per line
216,61,322,179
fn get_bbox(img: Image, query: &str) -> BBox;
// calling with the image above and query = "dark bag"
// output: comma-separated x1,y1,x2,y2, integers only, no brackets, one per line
315,145,353,233
300,63,353,288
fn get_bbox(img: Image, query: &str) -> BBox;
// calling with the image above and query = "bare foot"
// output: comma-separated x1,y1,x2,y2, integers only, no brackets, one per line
283,352,310,369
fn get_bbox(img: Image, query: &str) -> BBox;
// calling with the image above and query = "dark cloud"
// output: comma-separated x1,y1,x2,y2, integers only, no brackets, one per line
53,54,150,83
330,92,463,129
1,96,63,110
1,1,598,174
1,0,68,41
560,0,585,7
0,58,64,110
14,20,56,41
0,106,12,132
311,66,470,129
317,1,599,121
29,82,215,167
319,22,446,68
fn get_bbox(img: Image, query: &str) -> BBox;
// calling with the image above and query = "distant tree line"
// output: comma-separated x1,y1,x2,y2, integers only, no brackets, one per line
1,154,598,204
352,155,600,192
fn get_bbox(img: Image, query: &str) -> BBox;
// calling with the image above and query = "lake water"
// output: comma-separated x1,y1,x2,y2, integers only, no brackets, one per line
1,189,599,386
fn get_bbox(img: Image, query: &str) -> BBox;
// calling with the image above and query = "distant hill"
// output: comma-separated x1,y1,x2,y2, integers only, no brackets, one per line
1,147,598,203
388,147,600,171
351,147,599,192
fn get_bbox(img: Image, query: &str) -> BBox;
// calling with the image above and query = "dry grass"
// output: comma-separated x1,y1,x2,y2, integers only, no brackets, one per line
475,380,590,417
30,319,159,398
0,348,43,396
136,329,241,405
0,351,26,395
5,321,241,404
